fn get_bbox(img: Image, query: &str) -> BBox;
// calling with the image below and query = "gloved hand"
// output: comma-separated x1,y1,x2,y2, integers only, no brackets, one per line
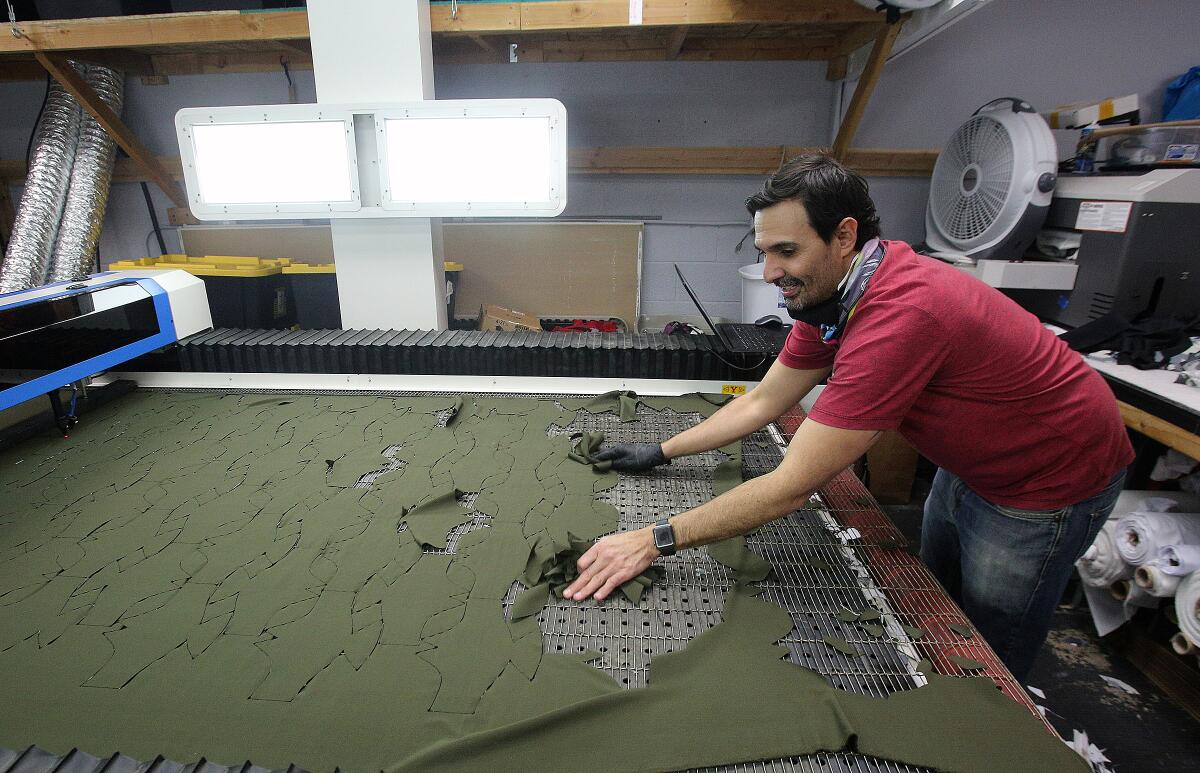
590,442,669,472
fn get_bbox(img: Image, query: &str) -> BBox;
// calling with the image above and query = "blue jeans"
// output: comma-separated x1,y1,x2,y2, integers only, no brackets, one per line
919,467,1125,682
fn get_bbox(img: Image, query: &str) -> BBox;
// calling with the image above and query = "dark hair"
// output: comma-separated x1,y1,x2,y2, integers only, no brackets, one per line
745,154,881,249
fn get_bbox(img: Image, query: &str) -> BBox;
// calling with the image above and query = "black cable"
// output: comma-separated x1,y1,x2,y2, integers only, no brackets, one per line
25,73,51,169
708,347,769,372
141,181,167,255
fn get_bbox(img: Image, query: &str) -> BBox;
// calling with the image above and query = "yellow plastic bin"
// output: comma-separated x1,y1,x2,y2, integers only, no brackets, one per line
108,255,294,328
282,263,340,330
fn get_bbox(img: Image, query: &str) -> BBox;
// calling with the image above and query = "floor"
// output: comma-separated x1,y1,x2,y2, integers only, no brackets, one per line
880,463,1200,773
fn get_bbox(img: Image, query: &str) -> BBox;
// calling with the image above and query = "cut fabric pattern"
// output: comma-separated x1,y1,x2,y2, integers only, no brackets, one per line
0,391,1083,773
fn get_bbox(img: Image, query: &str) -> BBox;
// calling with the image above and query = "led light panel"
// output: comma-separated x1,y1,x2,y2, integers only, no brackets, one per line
383,116,553,204
191,121,355,206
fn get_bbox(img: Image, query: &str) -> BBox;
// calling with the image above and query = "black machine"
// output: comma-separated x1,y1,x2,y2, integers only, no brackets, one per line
674,264,789,355
1007,169,1200,328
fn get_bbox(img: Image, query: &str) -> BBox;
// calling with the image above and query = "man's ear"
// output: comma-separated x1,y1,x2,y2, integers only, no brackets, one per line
835,217,859,258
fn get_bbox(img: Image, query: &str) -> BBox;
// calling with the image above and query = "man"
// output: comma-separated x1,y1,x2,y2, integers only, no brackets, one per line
562,154,1132,682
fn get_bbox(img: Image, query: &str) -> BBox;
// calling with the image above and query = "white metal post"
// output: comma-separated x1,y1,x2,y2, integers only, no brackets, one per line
307,0,447,330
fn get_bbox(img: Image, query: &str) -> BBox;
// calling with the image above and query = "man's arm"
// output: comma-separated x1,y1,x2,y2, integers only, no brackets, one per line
563,418,882,601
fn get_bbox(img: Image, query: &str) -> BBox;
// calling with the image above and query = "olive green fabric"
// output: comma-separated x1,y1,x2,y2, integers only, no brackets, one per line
0,391,1084,773
566,431,613,472
396,588,1088,773
949,655,988,672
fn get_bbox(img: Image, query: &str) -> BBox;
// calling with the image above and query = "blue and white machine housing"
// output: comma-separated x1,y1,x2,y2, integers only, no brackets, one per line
0,270,212,412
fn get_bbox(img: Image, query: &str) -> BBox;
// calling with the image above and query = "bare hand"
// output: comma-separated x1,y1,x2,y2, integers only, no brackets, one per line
564,528,660,602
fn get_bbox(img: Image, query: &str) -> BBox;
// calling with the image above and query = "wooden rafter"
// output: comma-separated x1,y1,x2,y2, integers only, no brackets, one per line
831,19,903,160
0,147,938,184
32,51,187,208
665,26,689,59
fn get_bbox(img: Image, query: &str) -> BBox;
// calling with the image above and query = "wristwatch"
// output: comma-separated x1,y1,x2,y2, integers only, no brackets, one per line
652,518,677,557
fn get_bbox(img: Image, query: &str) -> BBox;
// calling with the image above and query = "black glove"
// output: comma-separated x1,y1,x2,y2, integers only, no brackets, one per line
590,442,669,472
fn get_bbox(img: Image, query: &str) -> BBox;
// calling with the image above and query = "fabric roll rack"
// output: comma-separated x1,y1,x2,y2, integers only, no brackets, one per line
1075,493,1200,649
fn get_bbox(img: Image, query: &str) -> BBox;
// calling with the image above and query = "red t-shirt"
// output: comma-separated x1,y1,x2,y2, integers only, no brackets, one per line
778,240,1133,509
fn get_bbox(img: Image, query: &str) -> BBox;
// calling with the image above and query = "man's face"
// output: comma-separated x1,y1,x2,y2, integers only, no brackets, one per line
754,200,857,313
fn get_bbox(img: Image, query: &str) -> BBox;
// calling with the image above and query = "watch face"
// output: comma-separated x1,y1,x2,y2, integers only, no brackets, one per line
654,523,673,552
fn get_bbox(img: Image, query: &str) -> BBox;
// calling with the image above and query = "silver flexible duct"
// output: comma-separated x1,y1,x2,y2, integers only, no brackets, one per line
0,70,84,293
48,64,125,283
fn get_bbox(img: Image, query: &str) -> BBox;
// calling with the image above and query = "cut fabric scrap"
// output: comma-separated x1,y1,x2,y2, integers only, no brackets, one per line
948,622,974,639
948,655,986,672
706,535,772,583
566,431,613,473
1098,674,1139,695
524,532,664,605
510,582,550,622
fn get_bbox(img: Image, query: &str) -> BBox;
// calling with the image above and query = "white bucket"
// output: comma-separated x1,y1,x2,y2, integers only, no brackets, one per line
738,263,787,324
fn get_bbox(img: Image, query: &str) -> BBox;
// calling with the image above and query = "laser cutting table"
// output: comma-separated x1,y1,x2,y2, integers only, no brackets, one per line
0,372,1053,773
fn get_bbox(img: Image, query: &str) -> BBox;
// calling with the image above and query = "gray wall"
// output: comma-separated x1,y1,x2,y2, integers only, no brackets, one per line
1,0,1193,320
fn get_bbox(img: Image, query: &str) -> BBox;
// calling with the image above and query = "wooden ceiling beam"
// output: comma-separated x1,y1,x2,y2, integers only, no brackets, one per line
33,51,187,208
521,1,880,30
665,26,689,60
0,3,880,55
1,147,935,184
0,10,309,54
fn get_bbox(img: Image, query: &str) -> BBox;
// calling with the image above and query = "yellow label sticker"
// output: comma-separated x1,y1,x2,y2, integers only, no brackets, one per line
721,384,747,395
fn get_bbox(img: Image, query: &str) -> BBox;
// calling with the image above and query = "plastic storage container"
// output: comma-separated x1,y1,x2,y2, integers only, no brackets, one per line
444,261,463,322
274,261,464,329
737,263,787,324
283,263,341,329
108,254,295,329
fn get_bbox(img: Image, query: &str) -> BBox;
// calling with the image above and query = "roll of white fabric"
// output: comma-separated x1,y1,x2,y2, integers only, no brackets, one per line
1157,543,1200,576
1171,631,1196,656
1114,511,1200,566
1176,572,1200,648
1076,518,1132,587
1133,561,1182,597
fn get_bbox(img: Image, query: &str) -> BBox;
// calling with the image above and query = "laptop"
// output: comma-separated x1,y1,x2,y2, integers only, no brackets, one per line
673,264,789,355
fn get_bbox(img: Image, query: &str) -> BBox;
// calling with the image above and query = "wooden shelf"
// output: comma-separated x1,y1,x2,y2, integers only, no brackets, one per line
0,2,884,75
0,146,936,183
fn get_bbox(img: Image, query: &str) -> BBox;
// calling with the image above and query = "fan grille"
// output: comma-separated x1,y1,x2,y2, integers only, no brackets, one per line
930,115,1014,242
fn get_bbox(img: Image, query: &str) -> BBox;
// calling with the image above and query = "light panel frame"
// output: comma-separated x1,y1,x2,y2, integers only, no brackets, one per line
175,99,567,221
176,104,360,220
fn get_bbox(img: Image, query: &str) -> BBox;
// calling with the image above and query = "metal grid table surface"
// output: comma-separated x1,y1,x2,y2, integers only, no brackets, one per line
44,387,1041,773
535,404,937,773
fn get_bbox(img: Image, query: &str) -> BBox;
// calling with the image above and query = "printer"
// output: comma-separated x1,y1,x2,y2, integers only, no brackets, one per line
1007,168,1200,328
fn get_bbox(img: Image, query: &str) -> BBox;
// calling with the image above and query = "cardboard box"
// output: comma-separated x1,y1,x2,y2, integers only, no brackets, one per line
1043,94,1139,130
480,304,541,332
